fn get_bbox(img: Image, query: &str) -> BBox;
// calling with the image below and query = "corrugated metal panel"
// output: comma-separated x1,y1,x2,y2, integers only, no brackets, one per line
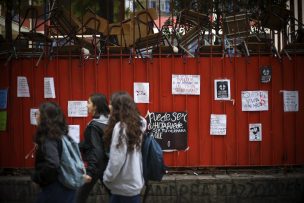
0,56,303,168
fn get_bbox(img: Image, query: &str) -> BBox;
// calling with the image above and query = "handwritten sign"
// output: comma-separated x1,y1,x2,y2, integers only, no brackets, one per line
30,108,39,125
283,91,299,112
68,101,88,117
172,74,200,95
44,77,56,98
17,76,30,97
69,125,80,143
210,114,227,135
0,111,7,131
134,82,149,103
214,79,231,100
0,89,8,109
146,112,188,151
241,91,268,111
249,123,262,141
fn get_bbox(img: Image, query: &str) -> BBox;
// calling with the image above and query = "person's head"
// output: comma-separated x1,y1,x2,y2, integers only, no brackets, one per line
104,91,142,151
87,93,110,118
35,102,68,142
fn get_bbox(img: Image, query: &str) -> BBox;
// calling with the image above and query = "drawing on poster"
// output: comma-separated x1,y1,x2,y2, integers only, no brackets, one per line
241,91,268,111
17,76,30,97
172,74,200,95
146,112,188,151
134,82,149,103
0,89,8,109
214,79,230,100
68,125,80,143
260,66,272,83
30,108,39,125
283,91,299,112
68,101,88,117
44,77,56,98
210,114,227,135
249,123,262,141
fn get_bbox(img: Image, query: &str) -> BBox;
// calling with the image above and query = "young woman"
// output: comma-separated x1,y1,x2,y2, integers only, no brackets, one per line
32,102,76,203
103,92,147,203
76,93,110,203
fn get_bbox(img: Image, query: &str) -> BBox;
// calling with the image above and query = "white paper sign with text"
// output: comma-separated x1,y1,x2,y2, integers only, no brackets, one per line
68,125,80,143
68,101,88,117
17,76,30,97
241,91,268,111
30,108,39,125
134,82,149,103
210,114,227,135
172,74,200,95
44,77,56,98
283,91,299,112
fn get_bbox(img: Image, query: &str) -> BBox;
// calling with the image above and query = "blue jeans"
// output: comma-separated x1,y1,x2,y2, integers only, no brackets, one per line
110,194,141,203
35,181,76,203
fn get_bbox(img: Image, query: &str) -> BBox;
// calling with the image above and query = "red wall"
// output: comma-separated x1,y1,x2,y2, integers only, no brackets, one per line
0,56,303,168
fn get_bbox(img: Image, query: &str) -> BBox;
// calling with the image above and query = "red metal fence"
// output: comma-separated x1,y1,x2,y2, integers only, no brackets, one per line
0,56,303,168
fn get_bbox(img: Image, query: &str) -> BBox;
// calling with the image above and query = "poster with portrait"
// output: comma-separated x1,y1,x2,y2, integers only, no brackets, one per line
260,66,272,83
214,79,231,100
146,112,188,151
249,123,262,141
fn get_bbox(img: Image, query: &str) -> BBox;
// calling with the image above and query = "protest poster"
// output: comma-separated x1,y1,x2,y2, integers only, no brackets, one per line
241,91,268,111
30,108,39,125
210,114,227,135
68,101,88,117
146,112,188,151
44,77,56,98
134,82,149,103
214,79,231,100
172,74,200,95
249,123,262,141
69,125,80,143
283,91,299,112
17,76,30,97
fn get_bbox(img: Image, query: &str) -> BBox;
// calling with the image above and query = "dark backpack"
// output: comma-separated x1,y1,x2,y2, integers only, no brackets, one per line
58,135,86,190
142,131,166,182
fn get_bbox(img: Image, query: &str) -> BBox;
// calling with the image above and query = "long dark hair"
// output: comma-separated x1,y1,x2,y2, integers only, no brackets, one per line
35,102,68,143
104,92,143,151
90,93,110,118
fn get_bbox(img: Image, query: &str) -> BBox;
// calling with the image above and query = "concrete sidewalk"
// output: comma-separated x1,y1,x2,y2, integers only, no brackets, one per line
1,168,304,203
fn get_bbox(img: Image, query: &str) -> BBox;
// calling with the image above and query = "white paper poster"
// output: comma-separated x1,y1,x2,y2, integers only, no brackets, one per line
69,125,80,143
44,77,56,98
134,82,149,103
210,114,227,135
214,79,231,100
241,91,268,111
283,91,299,112
17,76,30,97
68,101,88,117
30,108,39,125
249,123,262,141
172,74,200,95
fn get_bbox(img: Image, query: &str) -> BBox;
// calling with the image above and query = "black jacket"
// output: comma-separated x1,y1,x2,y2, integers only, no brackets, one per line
32,136,61,187
79,121,107,179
